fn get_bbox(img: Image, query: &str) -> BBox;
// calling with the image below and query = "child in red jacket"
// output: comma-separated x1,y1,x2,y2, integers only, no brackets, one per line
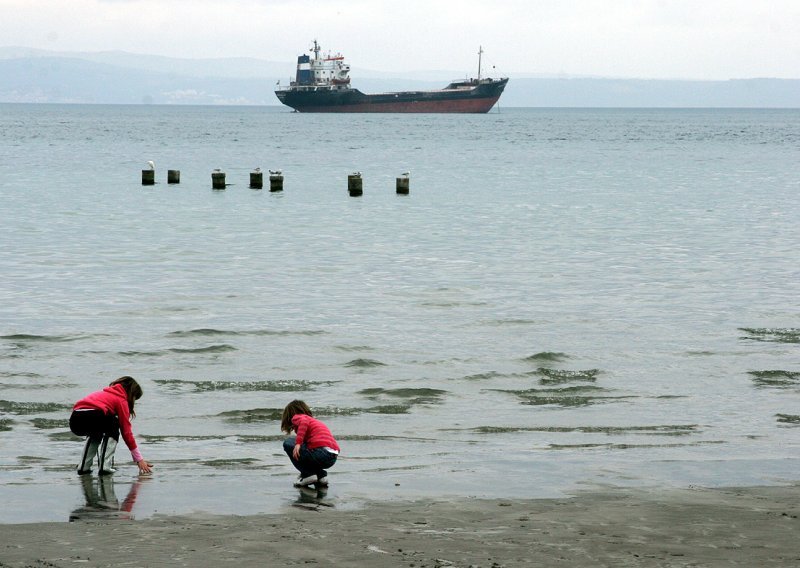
281,400,339,487
69,376,153,475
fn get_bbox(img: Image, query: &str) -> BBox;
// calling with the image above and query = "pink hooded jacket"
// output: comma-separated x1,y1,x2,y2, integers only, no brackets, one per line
74,383,143,462
292,414,340,452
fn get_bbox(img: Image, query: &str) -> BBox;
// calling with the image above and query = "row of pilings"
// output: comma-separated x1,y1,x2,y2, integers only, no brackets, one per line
142,169,410,195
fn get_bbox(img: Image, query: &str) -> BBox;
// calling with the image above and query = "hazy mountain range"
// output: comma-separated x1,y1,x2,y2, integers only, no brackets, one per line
1,47,798,107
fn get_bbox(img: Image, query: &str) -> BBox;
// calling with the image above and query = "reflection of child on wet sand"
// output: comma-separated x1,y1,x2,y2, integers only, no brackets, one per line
281,400,339,488
69,476,143,522
69,376,153,476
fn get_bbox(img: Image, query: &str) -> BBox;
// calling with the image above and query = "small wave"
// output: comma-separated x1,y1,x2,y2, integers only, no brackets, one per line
18,455,50,463
334,345,376,352
119,344,238,356
0,382,78,390
217,407,283,423
0,400,72,415
0,333,101,343
154,379,333,392
358,387,447,405
30,418,68,430
170,345,237,354
118,350,167,357
142,434,283,443
739,328,800,343
200,458,264,469
419,301,487,308
534,368,600,385
461,371,507,381
523,352,570,363
0,419,12,432
217,404,411,423
48,431,82,441
167,328,326,337
466,424,699,436
495,386,632,408
748,370,800,389
776,414,800,425
339,434,437,442
317,406,370,417
487,319,538,326
544,441,724,451
686,350,715,356
344,358,386,368
0,371,42,378
365,404,412,414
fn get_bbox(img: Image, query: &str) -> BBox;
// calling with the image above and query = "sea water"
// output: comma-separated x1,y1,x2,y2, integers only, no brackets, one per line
0,104,798,522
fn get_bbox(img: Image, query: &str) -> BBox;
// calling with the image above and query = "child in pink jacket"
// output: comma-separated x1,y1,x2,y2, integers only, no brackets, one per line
281,400,339,487
69,376,153,475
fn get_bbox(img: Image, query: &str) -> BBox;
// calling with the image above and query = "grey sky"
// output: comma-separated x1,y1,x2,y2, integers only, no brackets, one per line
1,0,798,79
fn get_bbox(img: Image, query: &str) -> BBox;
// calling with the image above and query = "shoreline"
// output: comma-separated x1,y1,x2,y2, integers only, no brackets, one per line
1,483,798,567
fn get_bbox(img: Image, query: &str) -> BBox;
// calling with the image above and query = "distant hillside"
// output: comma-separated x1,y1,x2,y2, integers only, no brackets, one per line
0,57,279,104
1,48,798,107
498,77,800,108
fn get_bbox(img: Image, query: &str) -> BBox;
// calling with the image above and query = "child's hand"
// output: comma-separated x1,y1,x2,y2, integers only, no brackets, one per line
293,444,301,460
138,460,154,475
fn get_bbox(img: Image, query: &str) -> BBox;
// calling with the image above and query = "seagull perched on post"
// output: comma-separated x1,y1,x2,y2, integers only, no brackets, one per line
147,161,155,170
269,169,282,175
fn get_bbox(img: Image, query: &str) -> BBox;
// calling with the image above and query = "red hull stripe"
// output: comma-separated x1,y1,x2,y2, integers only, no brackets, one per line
295,96,501,113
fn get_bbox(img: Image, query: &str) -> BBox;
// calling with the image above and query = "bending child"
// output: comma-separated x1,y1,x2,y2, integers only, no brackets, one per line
281,400,339,487
69,376,153,476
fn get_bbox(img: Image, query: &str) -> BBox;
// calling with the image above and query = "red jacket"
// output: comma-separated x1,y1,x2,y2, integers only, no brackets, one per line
74,383,142,462
292,414,339,452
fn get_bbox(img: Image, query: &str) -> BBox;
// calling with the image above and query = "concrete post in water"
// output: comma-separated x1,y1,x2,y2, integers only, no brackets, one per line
142,160,155,185
211,169,226,190
269,169,283,192
167,169,180,184
396,171,410,194
250,168,263,189
348,171,363,197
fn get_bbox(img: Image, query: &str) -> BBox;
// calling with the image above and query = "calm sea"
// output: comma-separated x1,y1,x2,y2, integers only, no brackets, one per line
1,104,799,522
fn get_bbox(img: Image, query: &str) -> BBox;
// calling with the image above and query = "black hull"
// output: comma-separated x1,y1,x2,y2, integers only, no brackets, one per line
275,79,508,113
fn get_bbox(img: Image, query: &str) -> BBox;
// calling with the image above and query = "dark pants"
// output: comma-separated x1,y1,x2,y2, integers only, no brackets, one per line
283,436,337,478
70,410,120,441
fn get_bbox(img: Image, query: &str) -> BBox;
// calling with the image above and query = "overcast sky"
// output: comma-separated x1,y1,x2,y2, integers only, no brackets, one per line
1,0,799,79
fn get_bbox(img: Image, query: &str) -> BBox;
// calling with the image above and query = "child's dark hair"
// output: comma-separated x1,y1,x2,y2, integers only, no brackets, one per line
110,376,142,416
281,400,313,433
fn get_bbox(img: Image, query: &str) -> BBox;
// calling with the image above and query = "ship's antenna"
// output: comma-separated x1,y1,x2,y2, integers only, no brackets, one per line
477,45,483,81
312,39,320,61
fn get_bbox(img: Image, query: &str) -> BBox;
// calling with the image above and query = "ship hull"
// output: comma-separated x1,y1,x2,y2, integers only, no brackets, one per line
276,79,508,113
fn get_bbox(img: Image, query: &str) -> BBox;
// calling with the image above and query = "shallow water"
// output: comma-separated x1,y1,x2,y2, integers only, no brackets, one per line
1,104,799,522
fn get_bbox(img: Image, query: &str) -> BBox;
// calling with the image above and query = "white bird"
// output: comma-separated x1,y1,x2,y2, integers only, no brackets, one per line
401,171,410,178
212,168,221,173
269,169,282,175
147,161,155,170
253,167,261,173
352,171,361,176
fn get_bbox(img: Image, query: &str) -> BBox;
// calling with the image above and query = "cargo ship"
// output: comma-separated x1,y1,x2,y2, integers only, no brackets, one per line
275,41,508,113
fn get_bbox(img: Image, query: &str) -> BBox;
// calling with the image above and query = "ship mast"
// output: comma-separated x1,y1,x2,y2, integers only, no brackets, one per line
477,45,483,81
311,39,321,61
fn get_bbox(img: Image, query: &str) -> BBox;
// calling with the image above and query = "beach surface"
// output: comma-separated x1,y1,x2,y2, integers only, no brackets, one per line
1,483,798,567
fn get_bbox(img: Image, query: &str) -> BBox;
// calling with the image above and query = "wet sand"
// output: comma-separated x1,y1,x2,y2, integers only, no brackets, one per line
1,484,798,567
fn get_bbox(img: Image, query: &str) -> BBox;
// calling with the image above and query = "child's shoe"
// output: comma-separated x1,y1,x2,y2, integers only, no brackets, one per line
293,474,318,487
316,476,329,487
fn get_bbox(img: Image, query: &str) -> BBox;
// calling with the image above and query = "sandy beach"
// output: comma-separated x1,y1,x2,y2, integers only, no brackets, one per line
1,483,798,567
